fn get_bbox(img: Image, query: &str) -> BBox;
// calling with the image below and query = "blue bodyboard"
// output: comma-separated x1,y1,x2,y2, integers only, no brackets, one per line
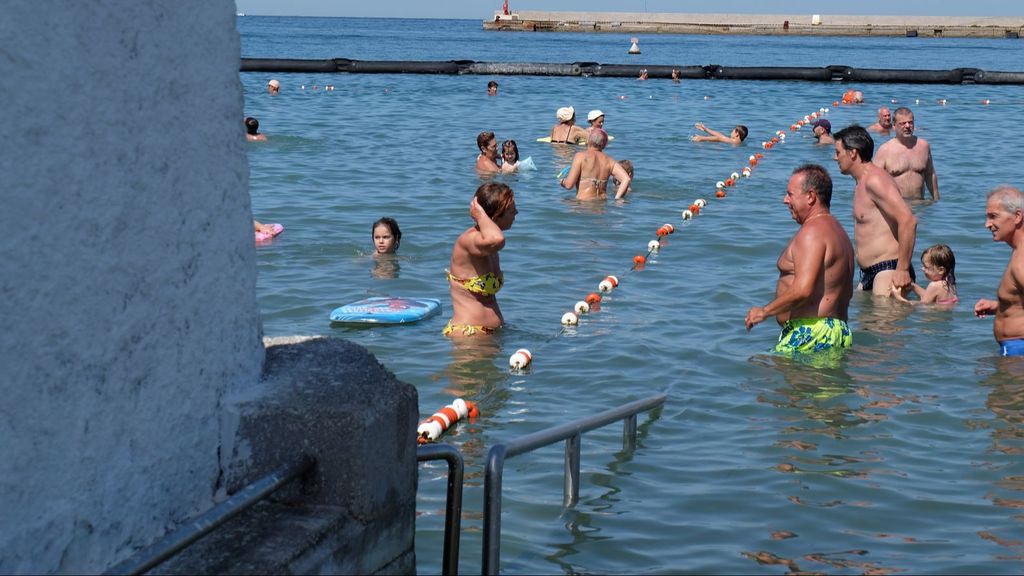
329,296,441,325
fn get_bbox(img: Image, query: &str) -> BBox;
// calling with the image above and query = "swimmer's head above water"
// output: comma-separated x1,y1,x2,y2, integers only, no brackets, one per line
372,217,402,254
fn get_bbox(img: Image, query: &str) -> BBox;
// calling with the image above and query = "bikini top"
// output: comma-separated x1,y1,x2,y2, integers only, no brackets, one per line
447,270,503,296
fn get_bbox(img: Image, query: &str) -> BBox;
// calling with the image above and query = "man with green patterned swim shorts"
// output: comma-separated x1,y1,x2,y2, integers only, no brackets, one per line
745,164,855,354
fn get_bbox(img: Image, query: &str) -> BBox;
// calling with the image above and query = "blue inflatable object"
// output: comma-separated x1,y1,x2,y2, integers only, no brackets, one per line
556,165,571,180
329,296,441,325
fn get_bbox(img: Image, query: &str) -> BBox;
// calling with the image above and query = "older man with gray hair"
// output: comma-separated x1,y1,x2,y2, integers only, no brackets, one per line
975,185,1024,356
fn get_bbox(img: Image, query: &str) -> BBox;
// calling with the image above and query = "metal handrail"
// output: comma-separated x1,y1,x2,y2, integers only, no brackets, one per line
104,455,316,576
417,443,465,576
481,393,666,575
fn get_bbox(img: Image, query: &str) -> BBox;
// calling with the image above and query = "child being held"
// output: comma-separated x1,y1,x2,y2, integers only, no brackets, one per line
894,244,958,305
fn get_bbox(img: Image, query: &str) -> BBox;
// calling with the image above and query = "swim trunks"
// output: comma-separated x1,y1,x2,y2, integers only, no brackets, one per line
860,259,916,291
999,339,1024,357
775,317,853,354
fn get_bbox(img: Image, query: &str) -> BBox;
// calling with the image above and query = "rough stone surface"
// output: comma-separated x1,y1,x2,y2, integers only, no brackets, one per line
154,336,419,575
0,1,262,573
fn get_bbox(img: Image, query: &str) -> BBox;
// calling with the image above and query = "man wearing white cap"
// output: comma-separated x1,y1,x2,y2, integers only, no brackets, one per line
549,106,587,145
585,109,605,137
267,79,280,95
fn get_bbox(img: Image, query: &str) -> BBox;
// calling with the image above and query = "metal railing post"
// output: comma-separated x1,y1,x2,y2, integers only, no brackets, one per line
623,413,638,452
104,455,315,576
482,444,507,576
564,433,581,508
479,393,666,576
417,444,464,576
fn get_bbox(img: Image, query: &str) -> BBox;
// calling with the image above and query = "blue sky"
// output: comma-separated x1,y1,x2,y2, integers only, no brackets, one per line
235,1,1023,19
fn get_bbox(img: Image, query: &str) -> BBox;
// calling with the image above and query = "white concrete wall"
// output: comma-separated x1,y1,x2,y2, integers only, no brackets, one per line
0,1,264,573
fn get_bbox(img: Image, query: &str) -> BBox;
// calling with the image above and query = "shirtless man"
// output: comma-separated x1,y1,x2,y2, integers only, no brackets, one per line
812,119,834,146
867,106,893,135
833,124,918,296
244,117,267,142
975,186,1024,356
873,107,939,201
475,131,501,174
691,123,748,145
745,164,855,353
549,106,588,145
559,129,631,201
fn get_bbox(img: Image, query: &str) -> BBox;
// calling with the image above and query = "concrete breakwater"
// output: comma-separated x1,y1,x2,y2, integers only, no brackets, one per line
484,11,1024,38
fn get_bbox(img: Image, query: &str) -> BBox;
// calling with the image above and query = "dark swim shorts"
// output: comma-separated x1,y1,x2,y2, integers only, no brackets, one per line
860,259,916,291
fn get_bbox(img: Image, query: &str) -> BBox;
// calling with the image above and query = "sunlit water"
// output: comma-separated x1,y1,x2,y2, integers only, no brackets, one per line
239,16,1024,574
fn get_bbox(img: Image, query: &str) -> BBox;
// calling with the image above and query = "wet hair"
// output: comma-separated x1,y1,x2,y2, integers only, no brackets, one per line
619,159,633,177
477,131,496,153
733,125,748,142
244,117,259,135
793,164,833,208
922,244,956,289
893,106,913,119
587,128,608,149
475,182,515,219
987,185,1024,214
487,80,498,89
833,124,874,162
501,140,519,164
372,217,402,251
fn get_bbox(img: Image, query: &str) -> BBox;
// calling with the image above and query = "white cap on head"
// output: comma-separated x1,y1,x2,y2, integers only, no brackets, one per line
268,79,280,88
587,109,605,122
556,106,575,122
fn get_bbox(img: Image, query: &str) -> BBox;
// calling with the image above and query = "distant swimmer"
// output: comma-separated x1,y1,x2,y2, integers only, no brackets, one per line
812,119,834,146
975,186,1024,356
244,117,267,141
585,109,605,137
745,164,855,354
559,129,631,201
487,80,498,96
691,122,748,146
443,182,517,337
867,106,893,135
638,68,649,81
872,107,939,201
267,79,280,95
853,90,864,103
550,106,588,145
476,131,501,174
671,69,681,83
833,124,918,297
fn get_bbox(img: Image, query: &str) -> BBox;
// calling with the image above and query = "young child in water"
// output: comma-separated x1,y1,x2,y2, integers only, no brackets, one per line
372,217,401,255
894,244,958,304
500,140,520,173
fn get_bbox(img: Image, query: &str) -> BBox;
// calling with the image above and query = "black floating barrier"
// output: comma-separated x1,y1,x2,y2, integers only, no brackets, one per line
239,58,1024,84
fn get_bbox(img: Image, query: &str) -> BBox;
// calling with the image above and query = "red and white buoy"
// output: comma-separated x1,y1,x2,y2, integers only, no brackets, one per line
417,398,479,444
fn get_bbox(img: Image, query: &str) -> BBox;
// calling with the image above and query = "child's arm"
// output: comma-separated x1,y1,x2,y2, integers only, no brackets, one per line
919,282,943,304
909,282,926,299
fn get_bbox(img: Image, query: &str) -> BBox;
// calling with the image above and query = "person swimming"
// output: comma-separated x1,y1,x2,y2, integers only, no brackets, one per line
443,182,517,337
691,123,748,145
245,117,267,141
372,217,401,255
549,106,588,145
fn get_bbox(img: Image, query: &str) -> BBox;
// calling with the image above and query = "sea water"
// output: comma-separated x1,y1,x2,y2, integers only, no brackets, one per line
239,16,1024,574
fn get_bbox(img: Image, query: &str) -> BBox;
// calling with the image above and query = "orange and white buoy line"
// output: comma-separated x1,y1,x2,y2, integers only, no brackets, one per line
417,398,479,444
509,348,533,370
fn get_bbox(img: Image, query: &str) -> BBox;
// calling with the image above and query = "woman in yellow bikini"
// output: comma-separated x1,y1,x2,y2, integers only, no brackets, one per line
443,182,517,337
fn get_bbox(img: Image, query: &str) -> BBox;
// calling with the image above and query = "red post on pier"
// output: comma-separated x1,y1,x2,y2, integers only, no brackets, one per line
503,0,509,15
